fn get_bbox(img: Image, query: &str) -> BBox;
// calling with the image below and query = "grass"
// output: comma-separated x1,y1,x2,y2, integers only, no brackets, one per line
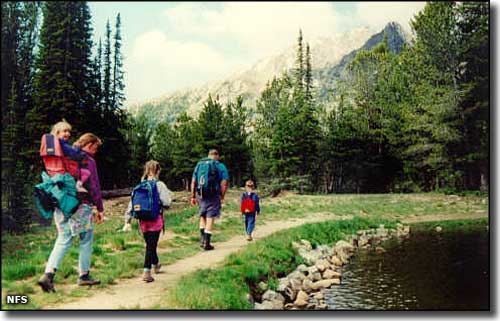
1,189,488,309
162,216,397,309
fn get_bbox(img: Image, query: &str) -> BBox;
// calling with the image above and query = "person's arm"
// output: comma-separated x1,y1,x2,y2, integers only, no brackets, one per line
86,156,104,218
255,194,261,214
122,201,132,231
190,164,198,206
157,181,172,208
219,163,229,203
59,139,85,160
220,180,228,203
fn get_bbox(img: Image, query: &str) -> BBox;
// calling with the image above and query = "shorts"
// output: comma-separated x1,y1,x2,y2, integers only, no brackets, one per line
198,195,221,218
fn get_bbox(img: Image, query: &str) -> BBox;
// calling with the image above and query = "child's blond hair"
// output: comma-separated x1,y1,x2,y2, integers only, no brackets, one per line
51,119,72,136
245,180,255,189
142,160,161,181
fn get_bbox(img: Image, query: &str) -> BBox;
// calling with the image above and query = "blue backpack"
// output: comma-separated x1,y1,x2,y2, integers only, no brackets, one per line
195,158,220,198
131,180,161,221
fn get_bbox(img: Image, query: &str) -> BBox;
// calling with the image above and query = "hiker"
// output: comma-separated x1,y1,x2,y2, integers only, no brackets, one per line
240,180,261,241
37,133,104,292
191,149,229,251
123,160,172,282
50,120,91,193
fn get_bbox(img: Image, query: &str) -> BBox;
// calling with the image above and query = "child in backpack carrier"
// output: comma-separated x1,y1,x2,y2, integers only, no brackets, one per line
123,160,172,282
50,120,91,193
240,180,260,241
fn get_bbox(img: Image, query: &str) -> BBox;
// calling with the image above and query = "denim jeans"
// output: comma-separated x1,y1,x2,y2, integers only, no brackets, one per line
45,218,93,274
244,213,256,235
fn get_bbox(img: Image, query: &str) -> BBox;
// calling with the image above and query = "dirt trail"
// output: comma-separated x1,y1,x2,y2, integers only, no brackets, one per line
46,211,487,310
46,213,349,310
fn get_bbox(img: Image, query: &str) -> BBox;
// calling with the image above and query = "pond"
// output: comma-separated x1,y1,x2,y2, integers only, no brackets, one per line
324,223,489,310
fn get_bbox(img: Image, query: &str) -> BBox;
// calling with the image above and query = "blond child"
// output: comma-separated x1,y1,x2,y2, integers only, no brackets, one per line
51,120,91,193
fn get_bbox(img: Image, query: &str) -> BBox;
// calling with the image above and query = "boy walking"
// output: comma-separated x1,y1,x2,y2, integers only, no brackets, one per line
240,180,260,241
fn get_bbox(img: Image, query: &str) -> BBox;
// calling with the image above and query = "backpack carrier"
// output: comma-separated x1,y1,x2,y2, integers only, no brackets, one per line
195,158,220,198
40,134,81,179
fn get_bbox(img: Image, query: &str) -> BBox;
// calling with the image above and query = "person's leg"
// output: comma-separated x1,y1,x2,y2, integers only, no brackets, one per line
77,229,101,285
199,215,206,247
45,223,73,273
244,214,250,235
78,229,93,276
39,222,72,292
204,217,215,250
247,214,256,240
143,232,155,282
150,231,161,272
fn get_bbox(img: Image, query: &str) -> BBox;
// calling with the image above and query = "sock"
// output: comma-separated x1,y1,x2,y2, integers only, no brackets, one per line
144,267,151,272
200,227,205,237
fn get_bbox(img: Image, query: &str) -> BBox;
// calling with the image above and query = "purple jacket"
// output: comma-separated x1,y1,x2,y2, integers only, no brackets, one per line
82,151,104,212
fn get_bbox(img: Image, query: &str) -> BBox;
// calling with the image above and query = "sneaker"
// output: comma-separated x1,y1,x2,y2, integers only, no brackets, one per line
37,273,55,293
153,263,162,274
246,234,252,241
78,274,101,286
142,271,154,282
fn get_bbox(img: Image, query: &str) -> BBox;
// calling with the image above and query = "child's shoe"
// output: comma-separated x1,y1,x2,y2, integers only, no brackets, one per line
153,263,162,274
143,270,154,282
246,234,252,241
76,181,88,193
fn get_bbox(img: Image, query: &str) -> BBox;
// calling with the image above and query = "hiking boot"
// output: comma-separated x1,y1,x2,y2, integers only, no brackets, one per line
78,274,101,286
204,233,214,251
153,263,162,274
37,273,55,293
142,271,154,282
199,228,205,248
246,234,253,241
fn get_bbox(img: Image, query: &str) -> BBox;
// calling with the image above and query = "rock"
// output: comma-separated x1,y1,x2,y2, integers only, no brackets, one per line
284,286,296,301
288,270,306,281
311,279,338,290
255,300,274,310
322,269,341,279
403,226,410,234
284,303,295,309
375,246,386,254
331,278,341,285
270,299,284,310
306,303,316,309
296,264,309,274
258,281,268,292
313,292,324,300
358,235,370,247
262,290,285,303
302,278,313,292
315,259,330,272
293,299,308,308
316,245,334,256
330,255,343,267
246,293,255,305
317,303,328,309
307,265,319,274
300,239,312,251
277,277,289,292
435,226,442,232
296,290,309,302
289,278,303,292
298,248,322,265
311,272,322,282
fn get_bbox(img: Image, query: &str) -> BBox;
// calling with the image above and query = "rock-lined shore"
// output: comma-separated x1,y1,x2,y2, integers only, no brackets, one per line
254,223,411,310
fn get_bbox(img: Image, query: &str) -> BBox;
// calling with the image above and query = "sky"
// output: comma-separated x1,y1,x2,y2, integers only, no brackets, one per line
88,2,427,105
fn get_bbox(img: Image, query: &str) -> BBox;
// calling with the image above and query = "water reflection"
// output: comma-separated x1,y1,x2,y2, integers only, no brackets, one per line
324,225,489,310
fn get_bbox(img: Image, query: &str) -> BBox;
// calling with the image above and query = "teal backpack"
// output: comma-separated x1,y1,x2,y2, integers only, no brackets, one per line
195,158,220,198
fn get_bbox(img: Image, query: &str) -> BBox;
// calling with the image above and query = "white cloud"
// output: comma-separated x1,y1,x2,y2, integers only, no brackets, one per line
355,2,426,33
164,2,342,58
127,30,238,103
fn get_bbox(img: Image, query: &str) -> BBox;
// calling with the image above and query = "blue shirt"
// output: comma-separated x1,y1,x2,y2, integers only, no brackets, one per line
59,138,86,161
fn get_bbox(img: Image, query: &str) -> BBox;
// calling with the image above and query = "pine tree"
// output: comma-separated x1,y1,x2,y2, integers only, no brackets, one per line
112,13,125,110
103,19,112,111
